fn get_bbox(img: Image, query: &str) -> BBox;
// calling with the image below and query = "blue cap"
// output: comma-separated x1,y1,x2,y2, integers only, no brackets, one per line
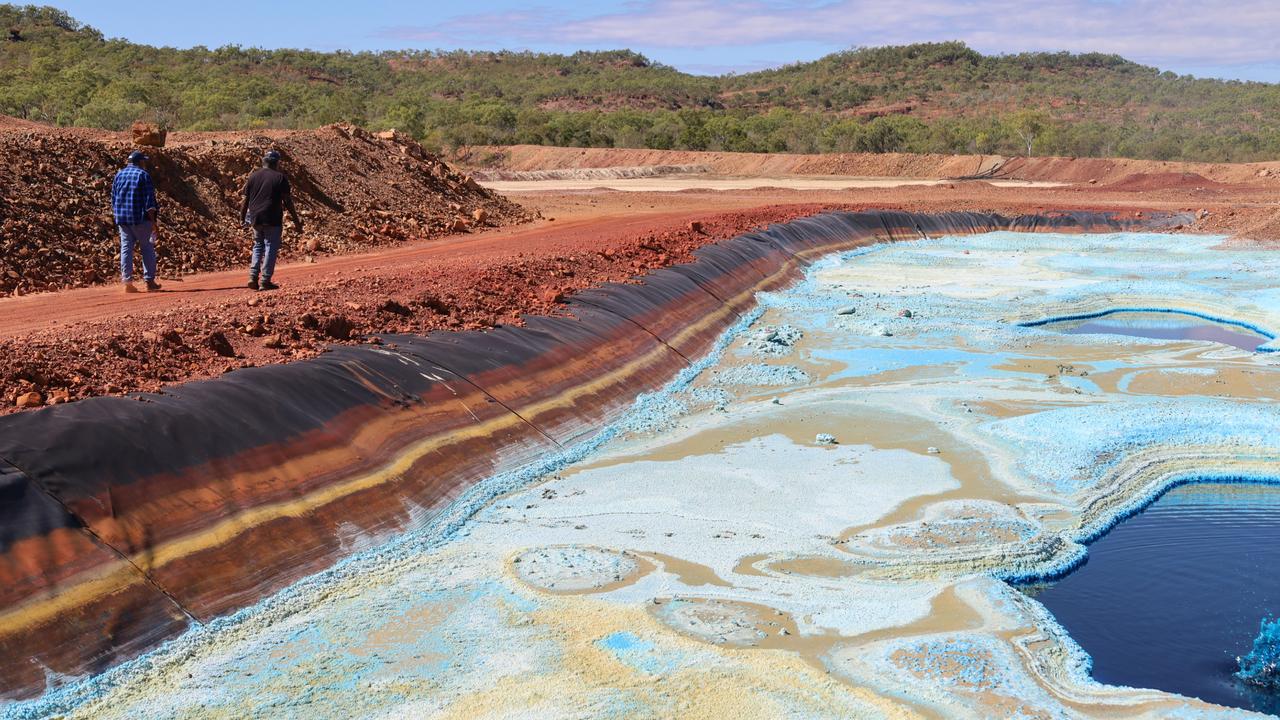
127,150,149,164
264,150,282,162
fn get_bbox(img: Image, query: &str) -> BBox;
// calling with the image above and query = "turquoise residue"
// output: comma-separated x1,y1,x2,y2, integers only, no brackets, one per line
1236,617,1280,691
812,346,999,380
596,632,683,675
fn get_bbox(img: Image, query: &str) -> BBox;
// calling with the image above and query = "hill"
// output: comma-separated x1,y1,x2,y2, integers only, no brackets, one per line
2,5,1280,162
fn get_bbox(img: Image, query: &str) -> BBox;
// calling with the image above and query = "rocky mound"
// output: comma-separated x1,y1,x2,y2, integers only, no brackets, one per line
0,117,530,295
1102,172,1233,192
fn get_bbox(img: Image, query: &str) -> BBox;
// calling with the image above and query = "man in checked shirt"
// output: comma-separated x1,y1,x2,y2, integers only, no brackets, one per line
110,150,162,293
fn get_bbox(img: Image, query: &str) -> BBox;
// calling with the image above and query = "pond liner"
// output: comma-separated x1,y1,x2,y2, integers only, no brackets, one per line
567,269,735,360
0,209,1188,701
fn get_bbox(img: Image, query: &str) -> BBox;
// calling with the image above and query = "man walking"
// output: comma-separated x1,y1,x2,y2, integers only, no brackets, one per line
240,150,303,291
111,150,161,293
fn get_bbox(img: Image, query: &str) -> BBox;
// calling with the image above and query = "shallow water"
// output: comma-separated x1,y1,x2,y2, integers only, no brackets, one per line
1052,311,1268,352
1034,483,1280,716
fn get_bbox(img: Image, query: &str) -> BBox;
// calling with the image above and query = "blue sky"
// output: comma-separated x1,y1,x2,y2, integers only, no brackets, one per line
48,0,1280,81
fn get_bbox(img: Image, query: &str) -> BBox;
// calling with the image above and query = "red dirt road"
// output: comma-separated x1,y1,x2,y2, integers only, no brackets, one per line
0,208,714,337
0,199,853,412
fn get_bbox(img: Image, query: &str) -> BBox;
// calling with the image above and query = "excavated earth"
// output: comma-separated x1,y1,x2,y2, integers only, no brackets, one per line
0,116,528,296
4,125,1280,414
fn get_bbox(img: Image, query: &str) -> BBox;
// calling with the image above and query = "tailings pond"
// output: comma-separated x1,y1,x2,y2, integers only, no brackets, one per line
18,231,1280,719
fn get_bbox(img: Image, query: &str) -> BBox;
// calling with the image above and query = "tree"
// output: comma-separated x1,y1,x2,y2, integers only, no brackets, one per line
1006,109,1050,156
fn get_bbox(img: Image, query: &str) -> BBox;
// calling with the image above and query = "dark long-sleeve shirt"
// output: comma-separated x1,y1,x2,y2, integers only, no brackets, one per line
242,168,292,227
111,164,158,226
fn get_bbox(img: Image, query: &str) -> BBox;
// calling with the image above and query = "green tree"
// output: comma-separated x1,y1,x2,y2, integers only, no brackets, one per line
1005,109,1050,156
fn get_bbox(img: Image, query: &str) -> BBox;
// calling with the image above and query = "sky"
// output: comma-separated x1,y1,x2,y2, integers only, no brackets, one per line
45,0,1280,82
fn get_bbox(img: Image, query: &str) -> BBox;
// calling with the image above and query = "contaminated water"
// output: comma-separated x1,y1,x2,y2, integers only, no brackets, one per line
1046,311,1269,352
1033,483,1280,715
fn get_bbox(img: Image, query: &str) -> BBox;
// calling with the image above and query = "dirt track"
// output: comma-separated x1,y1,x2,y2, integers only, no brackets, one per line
3,155,1280,413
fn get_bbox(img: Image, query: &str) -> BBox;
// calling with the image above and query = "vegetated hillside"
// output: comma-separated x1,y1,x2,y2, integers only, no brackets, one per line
3,5,1280,162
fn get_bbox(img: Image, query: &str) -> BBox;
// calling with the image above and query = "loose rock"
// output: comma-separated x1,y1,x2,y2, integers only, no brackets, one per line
322,315,354,340
15,391,43,409
204,331,237,358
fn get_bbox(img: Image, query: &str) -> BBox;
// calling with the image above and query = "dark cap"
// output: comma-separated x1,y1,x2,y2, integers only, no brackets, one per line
264,150,282,163
127,150,149,164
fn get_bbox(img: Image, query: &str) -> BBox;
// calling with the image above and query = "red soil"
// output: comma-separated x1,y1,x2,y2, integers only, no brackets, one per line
7,127,1280,415
1102,172,1235,192
0,117,528,296
463,145,1280,186
0,203,838,413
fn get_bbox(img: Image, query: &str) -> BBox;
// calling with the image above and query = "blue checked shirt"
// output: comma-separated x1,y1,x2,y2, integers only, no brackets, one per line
111,164,159,226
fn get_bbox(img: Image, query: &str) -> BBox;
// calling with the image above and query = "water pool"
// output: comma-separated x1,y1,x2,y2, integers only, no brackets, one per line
1051,311,1269,352
1034,482,1280,715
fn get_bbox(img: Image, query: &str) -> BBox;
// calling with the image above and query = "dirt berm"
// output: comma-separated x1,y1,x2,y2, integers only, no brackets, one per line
0,117,529,295
461,144,1280,186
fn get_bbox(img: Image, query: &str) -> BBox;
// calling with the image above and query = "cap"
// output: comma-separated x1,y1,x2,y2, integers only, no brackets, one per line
127,150,149,164
264,150,282,162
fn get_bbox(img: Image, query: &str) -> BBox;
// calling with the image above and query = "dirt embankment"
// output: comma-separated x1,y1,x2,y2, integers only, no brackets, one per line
471,164,710,182
0,117,529,296
460,145,1280,186
0,203,839,413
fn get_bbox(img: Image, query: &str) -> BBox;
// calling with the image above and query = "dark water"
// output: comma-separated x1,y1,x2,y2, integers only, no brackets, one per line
1032,483,1280,715
1058,312,1266,351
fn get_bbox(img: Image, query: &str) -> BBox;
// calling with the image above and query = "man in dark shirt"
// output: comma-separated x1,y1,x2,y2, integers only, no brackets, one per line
111,150,161,293
239,150,303,291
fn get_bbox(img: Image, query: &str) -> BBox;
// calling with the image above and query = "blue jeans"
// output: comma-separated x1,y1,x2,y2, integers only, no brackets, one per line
118,222,157,282
249,225,283,282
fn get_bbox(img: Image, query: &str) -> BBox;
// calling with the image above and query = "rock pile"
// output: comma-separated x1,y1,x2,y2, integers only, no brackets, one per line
0,117,530,295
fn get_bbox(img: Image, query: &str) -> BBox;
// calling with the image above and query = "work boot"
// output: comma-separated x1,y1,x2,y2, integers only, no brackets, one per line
122,282,139,294
257,280,279,291
247,278,259,290
145,280,162,292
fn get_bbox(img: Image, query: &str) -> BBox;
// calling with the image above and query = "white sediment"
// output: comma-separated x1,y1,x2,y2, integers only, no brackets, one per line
13,231,1280,719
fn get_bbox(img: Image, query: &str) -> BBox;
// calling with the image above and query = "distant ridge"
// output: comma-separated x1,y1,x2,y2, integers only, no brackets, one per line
3,4,1279,162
